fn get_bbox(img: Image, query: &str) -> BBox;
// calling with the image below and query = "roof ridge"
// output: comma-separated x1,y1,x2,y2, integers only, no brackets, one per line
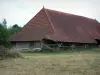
45,8,95,21
43,7,55,33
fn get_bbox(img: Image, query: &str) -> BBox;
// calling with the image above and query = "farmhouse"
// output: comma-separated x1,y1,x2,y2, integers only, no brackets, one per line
10,7,100,50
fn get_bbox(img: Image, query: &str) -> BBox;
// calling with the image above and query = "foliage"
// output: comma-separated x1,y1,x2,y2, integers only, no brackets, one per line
0,19,21,48
0,22,11,48
2,19,7,28
8,24,21,36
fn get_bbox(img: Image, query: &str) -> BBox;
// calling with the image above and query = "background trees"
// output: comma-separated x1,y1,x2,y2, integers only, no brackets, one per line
0,19,10,47
8,24,21,36
0,19,21,48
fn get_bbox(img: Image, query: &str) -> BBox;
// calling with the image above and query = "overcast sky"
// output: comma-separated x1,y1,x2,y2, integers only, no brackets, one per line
0,0,100,27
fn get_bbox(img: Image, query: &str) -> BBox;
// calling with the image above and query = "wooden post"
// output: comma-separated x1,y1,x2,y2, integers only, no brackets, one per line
57,43,62,51
40,39,44,52
85,44,88,48
71,44,75,50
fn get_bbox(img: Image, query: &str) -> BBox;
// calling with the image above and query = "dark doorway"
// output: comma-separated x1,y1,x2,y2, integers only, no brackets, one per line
95,39,100,45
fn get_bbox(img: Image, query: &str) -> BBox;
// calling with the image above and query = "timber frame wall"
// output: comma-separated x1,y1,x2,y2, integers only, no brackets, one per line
41,39,97,51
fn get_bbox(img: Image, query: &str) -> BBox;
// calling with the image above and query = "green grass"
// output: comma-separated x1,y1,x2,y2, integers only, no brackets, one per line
0,48,100,75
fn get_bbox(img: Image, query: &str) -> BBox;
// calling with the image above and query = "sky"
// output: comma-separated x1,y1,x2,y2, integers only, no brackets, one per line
0,0,100,27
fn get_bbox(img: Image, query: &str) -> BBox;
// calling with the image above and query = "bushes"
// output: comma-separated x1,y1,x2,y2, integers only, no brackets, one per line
7,50,22,58
0,46,8,58
0,46,22,59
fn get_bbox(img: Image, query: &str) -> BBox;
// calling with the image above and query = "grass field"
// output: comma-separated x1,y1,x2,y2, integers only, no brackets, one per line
0,48,100,75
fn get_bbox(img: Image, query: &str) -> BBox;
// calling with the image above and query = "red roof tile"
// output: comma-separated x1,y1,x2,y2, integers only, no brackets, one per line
10,8,100,43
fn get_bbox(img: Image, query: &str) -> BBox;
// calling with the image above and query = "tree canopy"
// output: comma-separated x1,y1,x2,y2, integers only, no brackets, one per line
0,20,10,47
0,19,22,48
8,24,21,36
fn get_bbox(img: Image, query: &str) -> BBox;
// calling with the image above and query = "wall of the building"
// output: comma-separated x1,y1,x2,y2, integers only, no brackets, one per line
41,39,98,50
34,41,41,48
12,40,98,51
12,41,41,50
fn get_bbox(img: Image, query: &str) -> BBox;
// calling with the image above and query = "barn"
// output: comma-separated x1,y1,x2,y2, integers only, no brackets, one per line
10,7,100,50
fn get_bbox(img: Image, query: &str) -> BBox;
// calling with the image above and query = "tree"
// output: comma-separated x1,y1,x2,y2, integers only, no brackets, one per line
2,19,7,28
8,24,21,36
0,19,21,48
0,23,10,48
13,24,19,28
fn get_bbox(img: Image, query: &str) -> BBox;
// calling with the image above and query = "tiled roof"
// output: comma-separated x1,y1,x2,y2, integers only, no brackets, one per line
10,8,100,43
